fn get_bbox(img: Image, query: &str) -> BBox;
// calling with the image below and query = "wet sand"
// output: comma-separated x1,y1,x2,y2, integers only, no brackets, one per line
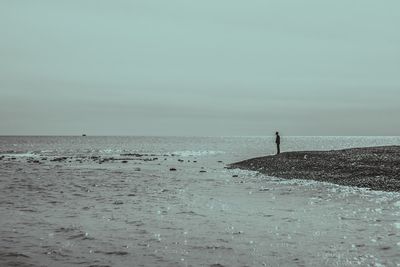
230,146,400,192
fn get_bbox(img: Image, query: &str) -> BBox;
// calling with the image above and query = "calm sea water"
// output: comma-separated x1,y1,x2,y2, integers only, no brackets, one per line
1,136,400,266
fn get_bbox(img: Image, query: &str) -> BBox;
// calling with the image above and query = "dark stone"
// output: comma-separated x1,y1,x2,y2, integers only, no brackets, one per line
120,153,143,157
170,168,177,171
51,157,68,162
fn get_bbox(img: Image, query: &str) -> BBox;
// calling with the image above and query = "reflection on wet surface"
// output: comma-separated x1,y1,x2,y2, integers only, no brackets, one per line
1,136,400,266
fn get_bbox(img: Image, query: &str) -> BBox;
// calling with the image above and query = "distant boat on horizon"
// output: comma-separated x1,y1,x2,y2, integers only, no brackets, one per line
82,134,87,137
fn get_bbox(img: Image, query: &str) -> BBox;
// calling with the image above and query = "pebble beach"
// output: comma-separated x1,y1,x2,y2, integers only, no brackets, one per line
230,146,400,192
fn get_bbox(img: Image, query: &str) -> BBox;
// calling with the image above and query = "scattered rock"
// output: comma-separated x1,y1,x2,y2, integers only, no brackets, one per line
114,200,124,205
200,170,207,173
120,153,143,157
232,175,238,178
51,157,68,162
134,167,141,171
170,168,177,171
233,231,244,235
121,160,128,163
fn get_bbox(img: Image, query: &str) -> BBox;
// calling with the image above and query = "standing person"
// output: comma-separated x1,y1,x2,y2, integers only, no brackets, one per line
275,132,281,155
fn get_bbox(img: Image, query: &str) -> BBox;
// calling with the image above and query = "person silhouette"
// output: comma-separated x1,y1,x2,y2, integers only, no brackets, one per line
275,132,281,155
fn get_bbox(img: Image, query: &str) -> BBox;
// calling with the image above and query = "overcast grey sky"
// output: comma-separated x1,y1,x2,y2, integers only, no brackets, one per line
1,1,399,136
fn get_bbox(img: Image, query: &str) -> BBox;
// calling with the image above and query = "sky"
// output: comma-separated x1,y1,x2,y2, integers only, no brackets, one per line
1,0,399,136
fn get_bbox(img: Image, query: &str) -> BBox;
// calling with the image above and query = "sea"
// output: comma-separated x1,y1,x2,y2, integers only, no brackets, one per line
0,136,400,267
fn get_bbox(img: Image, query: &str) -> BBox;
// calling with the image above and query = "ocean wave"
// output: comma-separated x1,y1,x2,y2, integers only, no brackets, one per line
0,151,39,158
99,148,124,155
170,150,225,157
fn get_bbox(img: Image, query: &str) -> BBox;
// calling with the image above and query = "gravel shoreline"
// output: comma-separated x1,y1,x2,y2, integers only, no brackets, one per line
229,146,400,192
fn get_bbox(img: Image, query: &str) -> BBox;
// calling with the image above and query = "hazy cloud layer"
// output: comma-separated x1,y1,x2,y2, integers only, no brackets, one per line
1,1,399,135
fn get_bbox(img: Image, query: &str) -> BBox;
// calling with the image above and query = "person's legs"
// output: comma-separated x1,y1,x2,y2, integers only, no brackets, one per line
277,144,280,154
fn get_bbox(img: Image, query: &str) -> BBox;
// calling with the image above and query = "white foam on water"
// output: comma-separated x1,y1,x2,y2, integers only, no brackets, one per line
99,148,124,156
171,150,225,157
1,152,38,158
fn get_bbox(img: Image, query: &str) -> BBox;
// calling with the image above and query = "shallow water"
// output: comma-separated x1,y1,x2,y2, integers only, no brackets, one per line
0,136,400,266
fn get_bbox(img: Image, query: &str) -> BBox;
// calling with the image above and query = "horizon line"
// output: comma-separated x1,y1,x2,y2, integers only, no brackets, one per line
0,135,399,138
